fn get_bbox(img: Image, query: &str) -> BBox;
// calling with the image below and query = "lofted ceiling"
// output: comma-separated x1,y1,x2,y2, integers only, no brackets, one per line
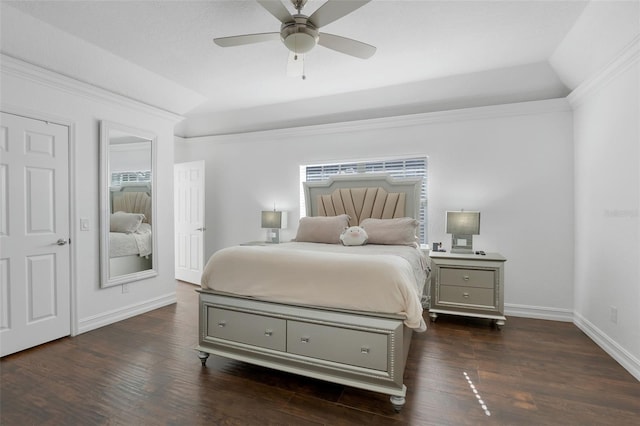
2,0,590,136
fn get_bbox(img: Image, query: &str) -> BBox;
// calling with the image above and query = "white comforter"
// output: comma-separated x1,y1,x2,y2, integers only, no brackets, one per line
201,242,428,331
109,223,152,258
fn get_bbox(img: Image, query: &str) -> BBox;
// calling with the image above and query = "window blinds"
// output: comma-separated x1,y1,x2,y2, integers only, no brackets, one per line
111,171,151,186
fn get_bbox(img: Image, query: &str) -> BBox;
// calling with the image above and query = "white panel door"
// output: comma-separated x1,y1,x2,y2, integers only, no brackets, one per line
174,160,205,284
0,112,70,357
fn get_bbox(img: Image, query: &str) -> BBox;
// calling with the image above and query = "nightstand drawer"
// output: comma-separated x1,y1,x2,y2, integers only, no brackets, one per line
439,285,494,307
440,267,494,288
207,308,286,351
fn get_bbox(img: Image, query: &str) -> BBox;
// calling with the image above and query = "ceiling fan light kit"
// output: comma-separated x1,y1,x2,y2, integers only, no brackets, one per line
213,0,375,78
281,17,319,54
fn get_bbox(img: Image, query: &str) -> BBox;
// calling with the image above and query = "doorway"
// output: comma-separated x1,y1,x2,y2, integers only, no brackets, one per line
174,160,205,284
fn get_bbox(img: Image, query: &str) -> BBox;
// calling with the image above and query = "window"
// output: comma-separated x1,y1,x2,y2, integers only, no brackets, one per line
111,170,151,187
300,157,428,244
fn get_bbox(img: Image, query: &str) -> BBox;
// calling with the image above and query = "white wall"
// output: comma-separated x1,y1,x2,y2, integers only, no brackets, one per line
571,53,640,379
1,56,180,334
175,99,575,320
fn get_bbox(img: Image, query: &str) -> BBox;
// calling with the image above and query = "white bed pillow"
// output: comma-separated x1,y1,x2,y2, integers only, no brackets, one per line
294,214,350,244
360,217,419,246
110,211,145,233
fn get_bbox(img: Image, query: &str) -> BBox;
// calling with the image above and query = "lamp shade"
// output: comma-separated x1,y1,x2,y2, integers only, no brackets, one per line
446,211,480,235
261,211,282,229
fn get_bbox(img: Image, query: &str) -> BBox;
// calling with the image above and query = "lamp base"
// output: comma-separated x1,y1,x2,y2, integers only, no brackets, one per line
451,248,474,254
267,228,280,244
451,234,473,254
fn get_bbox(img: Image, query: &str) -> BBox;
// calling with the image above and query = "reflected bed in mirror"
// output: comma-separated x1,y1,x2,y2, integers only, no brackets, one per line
100,121,157,288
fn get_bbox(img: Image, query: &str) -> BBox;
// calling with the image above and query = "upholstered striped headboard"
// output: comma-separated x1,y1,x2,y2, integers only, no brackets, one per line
303,174,422,226
112,191,152,225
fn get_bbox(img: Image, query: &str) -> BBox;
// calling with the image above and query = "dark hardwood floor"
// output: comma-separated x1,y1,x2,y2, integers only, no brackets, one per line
2,281,639,425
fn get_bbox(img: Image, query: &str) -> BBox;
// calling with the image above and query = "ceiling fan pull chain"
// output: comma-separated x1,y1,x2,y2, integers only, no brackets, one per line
302,55,306,80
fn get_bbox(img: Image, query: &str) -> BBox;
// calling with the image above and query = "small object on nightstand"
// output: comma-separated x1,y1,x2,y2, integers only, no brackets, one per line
431,242,445,252
475,250,486,255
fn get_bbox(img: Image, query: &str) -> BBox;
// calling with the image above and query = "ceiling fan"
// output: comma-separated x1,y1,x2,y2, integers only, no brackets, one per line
213,0,376,79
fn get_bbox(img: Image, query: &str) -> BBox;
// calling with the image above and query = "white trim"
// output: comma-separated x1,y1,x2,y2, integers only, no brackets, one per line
77,293,177,334
574,312,640,381
504,303,574,322
185,98,571,144
568,34,640,108
1,54,183,124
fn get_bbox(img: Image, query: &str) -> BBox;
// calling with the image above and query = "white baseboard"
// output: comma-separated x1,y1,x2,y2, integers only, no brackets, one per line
505,303,574,322
573,312,640,382
76,293,177,335
506,304,639,381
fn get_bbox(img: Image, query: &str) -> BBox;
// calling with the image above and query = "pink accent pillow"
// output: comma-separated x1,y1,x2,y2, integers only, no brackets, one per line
360,217,419,246
294,214,350,244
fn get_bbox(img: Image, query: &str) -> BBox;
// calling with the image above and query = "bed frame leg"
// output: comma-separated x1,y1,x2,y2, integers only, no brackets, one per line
197,351,209,366
390,395,406,412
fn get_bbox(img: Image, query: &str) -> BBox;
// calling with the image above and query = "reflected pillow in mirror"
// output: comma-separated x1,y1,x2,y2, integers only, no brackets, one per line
110,211,145,233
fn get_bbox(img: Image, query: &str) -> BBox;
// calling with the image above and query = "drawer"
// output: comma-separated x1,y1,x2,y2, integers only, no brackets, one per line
440,267,494,288
439,285,495,307
207,307,286,351
287,321,388,371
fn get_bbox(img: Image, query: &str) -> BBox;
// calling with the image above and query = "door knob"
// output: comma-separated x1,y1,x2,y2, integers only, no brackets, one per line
56,238,68,246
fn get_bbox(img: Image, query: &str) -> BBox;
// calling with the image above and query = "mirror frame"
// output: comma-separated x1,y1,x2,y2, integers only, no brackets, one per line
99,120,158,288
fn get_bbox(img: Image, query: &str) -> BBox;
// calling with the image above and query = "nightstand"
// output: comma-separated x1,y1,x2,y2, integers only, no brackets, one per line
429,251,506,329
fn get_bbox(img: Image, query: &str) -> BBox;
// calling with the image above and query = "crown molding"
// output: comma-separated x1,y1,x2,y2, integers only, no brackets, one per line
185,98,571,145
568,34,640,108
0,54,183,123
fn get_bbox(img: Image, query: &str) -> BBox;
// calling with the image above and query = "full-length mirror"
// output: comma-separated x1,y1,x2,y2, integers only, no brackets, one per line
100,121,157,288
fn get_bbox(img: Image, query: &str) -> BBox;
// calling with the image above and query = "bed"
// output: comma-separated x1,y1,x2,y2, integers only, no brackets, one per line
108,186,153,276
195,174,429,412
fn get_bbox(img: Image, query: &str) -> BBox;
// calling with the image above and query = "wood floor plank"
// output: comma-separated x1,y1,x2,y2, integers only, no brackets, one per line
1,282,638,425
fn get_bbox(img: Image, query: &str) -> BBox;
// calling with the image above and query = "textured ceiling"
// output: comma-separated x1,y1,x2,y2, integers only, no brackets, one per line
3,0,589,135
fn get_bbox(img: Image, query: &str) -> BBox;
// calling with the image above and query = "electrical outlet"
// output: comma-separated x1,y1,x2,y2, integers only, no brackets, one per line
610,306,618,324
122,283,129,294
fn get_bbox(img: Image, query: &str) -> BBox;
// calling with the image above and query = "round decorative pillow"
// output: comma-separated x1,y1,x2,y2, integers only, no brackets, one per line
340,226,369,246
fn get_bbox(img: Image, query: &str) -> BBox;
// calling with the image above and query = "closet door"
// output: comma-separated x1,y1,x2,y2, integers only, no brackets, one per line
0,112,71,357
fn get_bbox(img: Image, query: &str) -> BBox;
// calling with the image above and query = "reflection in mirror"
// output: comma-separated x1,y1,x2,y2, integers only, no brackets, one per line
100,121,157,288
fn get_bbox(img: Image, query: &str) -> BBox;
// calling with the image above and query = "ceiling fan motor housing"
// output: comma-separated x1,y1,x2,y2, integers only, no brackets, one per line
280,15,318,54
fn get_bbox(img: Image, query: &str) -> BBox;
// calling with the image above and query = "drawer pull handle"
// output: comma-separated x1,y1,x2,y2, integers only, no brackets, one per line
361,347,370,354
264,330,273,337
463,275,470,281
463,292,470,298
217,321,226,328
300,337,310,343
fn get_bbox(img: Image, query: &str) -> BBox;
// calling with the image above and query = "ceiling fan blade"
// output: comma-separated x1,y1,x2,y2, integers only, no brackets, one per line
214,32,280,47
286,51,304,77
308,0,371,28
257,0,294,24
317,33,376,59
